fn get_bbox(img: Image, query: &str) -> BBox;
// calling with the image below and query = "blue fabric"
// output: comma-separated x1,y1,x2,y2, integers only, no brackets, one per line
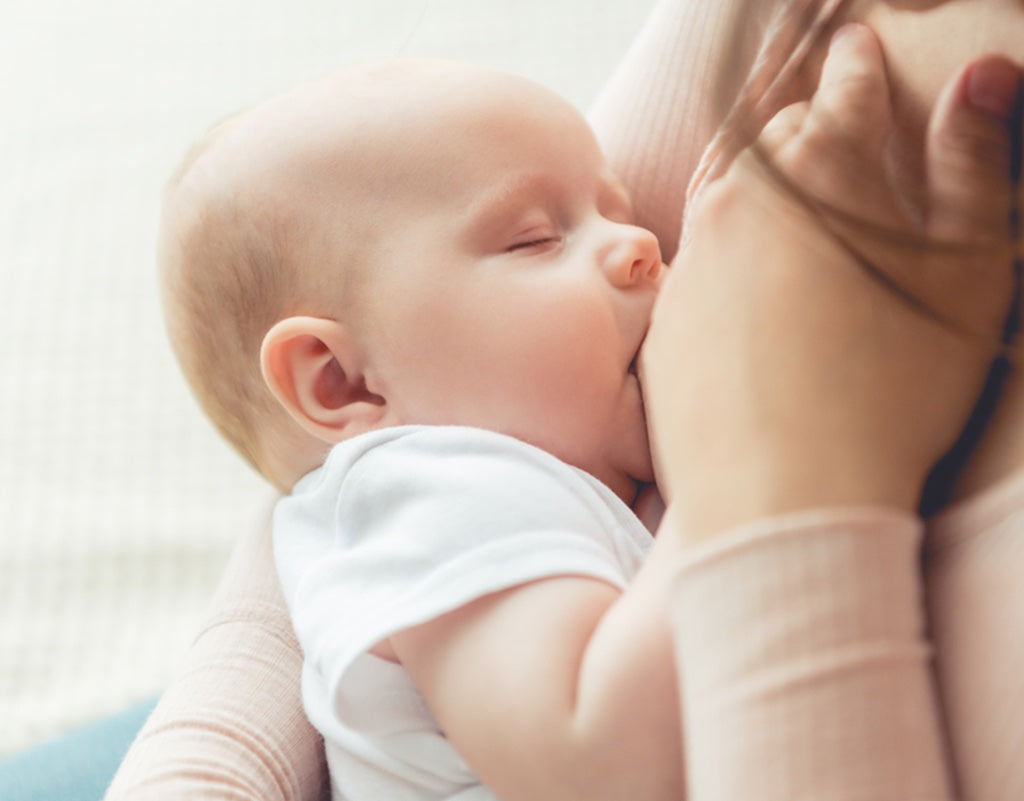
0,697,157,801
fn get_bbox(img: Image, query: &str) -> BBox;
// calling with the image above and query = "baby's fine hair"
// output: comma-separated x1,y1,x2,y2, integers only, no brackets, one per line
158,123,296,488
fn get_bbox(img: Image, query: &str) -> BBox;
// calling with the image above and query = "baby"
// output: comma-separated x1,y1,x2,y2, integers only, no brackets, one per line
161,59,679,801
162,59,661,506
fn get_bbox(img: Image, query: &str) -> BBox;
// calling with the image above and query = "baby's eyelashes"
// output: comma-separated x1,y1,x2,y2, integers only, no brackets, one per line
506,234,562,252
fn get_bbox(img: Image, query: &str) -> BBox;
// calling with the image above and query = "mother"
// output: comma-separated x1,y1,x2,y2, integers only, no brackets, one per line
106,1,1022,799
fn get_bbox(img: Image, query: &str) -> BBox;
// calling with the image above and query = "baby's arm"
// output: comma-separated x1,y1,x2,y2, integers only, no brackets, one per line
388,519,685,801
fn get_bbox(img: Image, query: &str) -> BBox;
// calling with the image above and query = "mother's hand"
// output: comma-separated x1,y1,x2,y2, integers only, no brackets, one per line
642,24,1022,542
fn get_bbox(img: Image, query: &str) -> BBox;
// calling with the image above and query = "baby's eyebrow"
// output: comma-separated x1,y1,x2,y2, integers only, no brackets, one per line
463,173,556,234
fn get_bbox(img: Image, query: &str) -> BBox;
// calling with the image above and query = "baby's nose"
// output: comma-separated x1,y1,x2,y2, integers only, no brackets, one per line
603,225,663,288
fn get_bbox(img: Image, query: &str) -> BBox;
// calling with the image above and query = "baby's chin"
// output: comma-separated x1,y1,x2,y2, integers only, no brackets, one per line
633,452,657,485
632,483,665,533
615,435,658,506
605,459,657,510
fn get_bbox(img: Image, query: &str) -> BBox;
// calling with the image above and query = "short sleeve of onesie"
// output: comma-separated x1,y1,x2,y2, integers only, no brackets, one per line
273,426,652,798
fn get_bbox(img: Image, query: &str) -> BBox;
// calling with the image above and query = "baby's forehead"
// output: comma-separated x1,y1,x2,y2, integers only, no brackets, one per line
251,60,583,157
201,60,602,254
296,66,577,169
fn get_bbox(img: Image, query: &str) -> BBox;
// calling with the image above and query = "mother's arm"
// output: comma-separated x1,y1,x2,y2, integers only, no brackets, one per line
600,11,1023,796
103,501,328,801
643,23,1021,799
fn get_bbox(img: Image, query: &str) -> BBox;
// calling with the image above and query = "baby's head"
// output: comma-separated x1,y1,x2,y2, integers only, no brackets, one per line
160,60,663,501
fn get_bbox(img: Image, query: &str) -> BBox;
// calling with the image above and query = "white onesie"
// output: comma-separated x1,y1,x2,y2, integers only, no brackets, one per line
273,425,654,801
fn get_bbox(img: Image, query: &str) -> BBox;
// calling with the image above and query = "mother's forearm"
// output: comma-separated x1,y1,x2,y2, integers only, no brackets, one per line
672,507,954,801
104,507,327,801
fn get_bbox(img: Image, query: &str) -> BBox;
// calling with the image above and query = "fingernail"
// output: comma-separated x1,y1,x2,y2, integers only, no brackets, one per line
965,58,1022,117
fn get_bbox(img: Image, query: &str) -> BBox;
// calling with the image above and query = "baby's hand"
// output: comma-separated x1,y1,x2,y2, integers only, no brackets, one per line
642,24,1022,542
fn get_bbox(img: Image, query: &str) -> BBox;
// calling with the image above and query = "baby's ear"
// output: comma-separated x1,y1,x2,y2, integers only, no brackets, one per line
260,317,387,443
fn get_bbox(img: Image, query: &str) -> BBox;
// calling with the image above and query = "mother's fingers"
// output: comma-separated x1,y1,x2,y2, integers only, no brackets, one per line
762,24,900,226
914,56,1023,338
806,23,893,159
761,24,892,162
926,55,1022,245
758,101,808,158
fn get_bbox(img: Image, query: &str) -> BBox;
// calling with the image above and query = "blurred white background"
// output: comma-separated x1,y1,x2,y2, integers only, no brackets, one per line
0,0,656,755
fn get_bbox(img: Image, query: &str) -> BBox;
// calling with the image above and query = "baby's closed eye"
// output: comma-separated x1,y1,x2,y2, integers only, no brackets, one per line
507,234,561,252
